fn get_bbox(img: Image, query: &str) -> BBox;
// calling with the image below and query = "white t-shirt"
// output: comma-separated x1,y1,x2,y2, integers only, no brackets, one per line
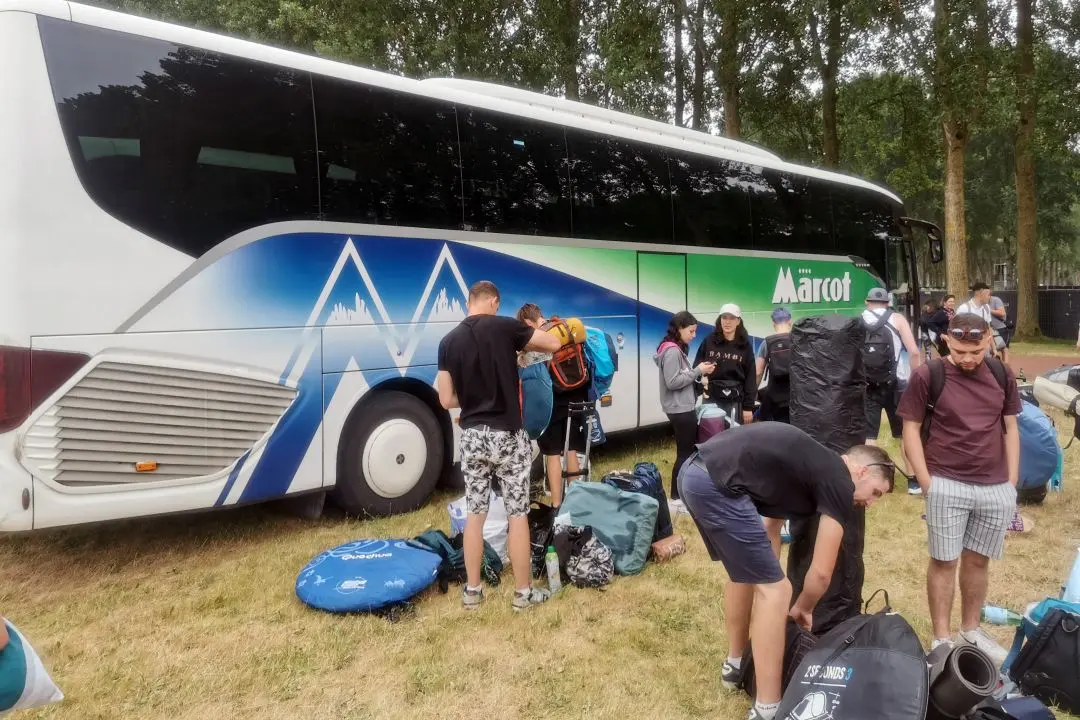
861,308,910,382
956,299,992,325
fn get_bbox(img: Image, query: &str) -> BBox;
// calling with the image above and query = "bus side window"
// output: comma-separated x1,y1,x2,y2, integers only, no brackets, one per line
313,78,462,230
833,187,889,279
40,18,320,258
669,153,753,249
456,108,572,237
565,131,674,244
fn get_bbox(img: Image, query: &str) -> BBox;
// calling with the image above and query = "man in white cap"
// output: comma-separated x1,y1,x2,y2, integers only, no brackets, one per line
862,287,921,491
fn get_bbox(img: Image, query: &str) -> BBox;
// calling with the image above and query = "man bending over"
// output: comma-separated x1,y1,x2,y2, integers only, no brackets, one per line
678,422,894,720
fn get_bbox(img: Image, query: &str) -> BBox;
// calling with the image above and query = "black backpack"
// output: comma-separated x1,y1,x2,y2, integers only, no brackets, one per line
411,529,502,592
1008,607,1080,714
920,357,1009,445
776,590,929,720
738,618,818,699
862,309,899,386
764,333,792,390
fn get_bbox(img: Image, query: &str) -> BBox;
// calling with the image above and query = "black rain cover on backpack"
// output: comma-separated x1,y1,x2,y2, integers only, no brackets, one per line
789,315,867,454
776,598,928,720
787,315,868,634
764,333,792,403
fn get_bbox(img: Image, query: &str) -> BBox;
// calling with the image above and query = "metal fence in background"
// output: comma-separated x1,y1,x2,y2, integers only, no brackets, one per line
920,287,1080,341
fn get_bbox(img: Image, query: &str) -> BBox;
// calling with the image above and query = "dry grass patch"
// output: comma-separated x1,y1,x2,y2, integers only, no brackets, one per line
4,418,1080,718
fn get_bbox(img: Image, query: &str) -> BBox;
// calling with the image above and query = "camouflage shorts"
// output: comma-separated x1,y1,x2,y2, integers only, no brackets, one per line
461,426,531,517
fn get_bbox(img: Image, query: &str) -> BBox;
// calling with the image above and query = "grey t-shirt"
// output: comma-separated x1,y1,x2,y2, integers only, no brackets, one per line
989,296,1007,330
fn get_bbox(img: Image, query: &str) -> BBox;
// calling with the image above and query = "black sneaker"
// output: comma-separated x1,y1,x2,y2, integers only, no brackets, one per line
721,660,744,691
907,476,922,495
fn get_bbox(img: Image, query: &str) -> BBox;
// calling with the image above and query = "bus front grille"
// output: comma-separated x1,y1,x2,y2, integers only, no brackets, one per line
20,361,297,487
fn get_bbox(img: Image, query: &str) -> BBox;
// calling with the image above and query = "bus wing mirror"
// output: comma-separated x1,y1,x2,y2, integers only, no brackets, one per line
901,217,944,264
927,226,944,264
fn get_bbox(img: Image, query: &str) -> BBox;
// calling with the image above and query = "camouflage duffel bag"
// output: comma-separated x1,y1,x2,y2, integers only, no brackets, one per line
553,523,613,589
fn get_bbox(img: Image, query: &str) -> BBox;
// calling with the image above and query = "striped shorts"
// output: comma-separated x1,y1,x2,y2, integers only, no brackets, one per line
926,475,1017,562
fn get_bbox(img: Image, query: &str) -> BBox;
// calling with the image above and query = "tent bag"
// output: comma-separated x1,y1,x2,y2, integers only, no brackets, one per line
557,481,658,575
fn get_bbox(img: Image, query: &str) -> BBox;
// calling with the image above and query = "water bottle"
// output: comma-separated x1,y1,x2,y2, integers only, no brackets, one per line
982,605,1023,626
545,546,562,594
1062,548,1080,603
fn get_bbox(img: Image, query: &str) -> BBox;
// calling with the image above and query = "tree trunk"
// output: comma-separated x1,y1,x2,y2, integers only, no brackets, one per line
561,0,581,101
820,0,843,167
674,0,685,126
719,0,740,138
1014,0,1039,338
691,0,706,130
943,118,970,297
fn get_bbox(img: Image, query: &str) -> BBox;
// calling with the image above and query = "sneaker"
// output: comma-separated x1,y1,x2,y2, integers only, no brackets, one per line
957,627,1009,668
721,660,744,691
745,706,777,720
461,586,483,611
907,477,922,495
930,637,954,653
512,587,550,611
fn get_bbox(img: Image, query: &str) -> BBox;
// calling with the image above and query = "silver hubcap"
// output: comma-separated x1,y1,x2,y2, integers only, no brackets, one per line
362,418,428,498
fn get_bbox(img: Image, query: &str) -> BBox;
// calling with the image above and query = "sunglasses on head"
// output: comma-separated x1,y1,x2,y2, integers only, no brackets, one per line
948,327,986,341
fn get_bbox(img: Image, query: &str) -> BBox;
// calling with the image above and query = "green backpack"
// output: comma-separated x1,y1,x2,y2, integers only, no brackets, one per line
411,529,503,592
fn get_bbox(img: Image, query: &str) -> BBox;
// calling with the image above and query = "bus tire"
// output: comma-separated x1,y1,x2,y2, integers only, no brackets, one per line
332,390,443,517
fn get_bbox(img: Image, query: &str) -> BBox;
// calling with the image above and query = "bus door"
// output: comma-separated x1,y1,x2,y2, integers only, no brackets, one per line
638,252,688,427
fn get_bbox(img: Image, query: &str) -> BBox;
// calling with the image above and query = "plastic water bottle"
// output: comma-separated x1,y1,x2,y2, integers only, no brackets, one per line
1062,548,1080,603
545,546,562,594
982,605,1023,626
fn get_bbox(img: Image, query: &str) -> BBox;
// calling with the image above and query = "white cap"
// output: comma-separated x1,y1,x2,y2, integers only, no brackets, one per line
719,303,742,319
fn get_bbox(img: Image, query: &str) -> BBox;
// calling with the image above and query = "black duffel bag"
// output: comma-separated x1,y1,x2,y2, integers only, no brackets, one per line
1009,607,1080,714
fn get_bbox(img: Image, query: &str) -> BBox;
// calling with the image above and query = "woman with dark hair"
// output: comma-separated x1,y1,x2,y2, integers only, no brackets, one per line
695,303,757,426
654,311,714,501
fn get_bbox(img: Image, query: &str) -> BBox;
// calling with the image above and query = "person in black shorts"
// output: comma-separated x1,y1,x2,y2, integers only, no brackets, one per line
516,303,588,508
677,422,894,720
438,281,561,611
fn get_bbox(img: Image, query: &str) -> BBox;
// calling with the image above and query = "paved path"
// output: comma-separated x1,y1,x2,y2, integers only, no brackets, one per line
1008,352,1079,379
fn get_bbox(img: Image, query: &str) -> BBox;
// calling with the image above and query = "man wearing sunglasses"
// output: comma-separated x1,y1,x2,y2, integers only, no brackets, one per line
677,422,894,720
897,313,1020,665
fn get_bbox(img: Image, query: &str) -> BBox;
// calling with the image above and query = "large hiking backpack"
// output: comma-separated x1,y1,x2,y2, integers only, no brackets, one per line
738,618,818,699
1008,606,1080,714
411,529,503,592
600,462,673,542
920,357,1008,445
776,591,929,720
584,327,619,397
862,309,898,386
543,317,589,393
764,333,792,383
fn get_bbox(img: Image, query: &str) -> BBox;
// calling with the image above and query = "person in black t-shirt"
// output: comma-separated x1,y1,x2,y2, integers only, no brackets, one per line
677,422,895,720
438,281,561,611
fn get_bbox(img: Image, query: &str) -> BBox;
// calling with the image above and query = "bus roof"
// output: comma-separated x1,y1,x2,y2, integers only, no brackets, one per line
1,0,903,205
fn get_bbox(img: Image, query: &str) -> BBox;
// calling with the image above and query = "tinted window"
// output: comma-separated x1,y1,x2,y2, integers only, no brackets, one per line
565,131,673,243
457,108,570,236
314,78,462,229
670,153,752,249
40,18,319,257
832,186,890,279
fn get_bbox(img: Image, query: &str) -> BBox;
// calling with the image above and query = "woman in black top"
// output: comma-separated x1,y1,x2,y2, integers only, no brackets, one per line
694,303,757,426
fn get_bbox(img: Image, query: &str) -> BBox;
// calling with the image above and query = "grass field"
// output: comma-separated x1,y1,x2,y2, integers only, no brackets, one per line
5,407,1080,718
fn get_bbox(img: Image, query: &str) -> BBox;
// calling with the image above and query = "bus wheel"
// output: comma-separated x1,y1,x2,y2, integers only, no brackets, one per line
332,390,443,517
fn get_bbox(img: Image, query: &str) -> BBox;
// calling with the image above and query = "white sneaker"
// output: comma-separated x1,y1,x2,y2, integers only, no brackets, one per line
930,637,954,652
669,499,688,517
957,627,1009,668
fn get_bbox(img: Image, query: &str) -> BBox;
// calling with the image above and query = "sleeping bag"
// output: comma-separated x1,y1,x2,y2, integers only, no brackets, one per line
295,539,441,613
0,620,63,715
1018,400,1063,491
557,481,658,575
788,314,868,634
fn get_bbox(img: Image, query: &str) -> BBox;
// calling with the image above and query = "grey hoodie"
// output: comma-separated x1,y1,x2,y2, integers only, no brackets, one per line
653,342,701,414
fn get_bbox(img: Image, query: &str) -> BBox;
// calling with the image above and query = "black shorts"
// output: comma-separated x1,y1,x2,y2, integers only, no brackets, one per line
677,457,785,585
865,382,902,440
536,387,589,456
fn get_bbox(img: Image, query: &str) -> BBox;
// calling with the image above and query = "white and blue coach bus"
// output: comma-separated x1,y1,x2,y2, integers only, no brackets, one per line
0,0,941,530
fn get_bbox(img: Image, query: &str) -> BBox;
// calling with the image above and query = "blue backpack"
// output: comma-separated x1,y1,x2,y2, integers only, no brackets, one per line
583,327,618,398
1018,400,1063,491
519,362,554,440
